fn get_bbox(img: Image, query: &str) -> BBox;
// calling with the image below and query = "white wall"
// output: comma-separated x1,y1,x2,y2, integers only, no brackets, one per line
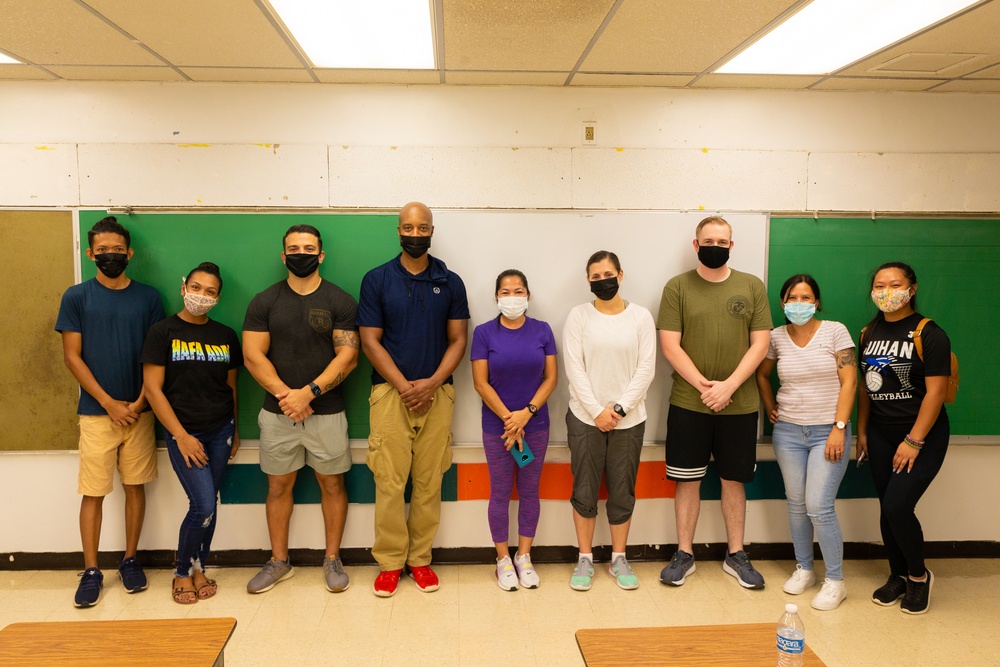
2,81,998,557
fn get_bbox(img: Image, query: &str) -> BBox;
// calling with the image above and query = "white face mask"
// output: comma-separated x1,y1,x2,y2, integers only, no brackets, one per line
497,296,528,320
183,291,218,317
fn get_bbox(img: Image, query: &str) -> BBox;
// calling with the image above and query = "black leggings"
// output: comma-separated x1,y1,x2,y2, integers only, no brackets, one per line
866,412,949,578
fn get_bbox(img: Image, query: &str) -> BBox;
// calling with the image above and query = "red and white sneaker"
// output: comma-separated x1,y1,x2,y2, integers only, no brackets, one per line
373,569,402,597
408,565,440,592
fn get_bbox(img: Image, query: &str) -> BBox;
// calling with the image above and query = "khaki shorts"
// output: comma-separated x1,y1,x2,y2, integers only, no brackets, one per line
258,409,351,476
78,411,158,497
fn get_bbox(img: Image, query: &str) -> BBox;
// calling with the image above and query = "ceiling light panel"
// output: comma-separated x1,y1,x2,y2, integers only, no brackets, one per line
717,0,983,75
270,0,435,69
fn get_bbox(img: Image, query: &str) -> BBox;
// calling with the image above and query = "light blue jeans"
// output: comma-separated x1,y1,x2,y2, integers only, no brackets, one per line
772,421,850,581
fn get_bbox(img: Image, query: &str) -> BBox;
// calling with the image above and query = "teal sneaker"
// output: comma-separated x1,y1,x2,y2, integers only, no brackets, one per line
570,557,594,591
609,555,639,590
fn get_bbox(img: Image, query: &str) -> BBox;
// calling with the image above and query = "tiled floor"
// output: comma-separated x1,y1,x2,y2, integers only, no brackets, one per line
1,558,996,666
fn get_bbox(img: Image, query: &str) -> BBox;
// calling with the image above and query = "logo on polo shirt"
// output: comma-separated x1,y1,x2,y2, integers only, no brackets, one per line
433,287,441,294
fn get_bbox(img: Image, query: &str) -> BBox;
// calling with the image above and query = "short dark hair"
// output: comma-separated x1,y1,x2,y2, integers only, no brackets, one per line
494,269,529,295
283,224,323,251
87,216,131,250
779,274,822,310
586,250,621,274
186,262,223,294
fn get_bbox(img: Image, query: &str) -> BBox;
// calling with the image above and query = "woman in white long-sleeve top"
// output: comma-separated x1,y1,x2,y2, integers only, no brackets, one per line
563,250,656,592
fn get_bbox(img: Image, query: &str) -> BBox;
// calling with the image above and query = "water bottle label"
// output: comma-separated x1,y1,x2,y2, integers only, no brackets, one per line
776,635,804,654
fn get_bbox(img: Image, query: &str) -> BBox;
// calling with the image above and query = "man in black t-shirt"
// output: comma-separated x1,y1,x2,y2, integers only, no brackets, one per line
242,224,360,594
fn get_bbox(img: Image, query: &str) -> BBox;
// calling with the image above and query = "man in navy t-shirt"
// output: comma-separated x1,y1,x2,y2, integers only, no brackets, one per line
357,202,470,597
55,216,165,608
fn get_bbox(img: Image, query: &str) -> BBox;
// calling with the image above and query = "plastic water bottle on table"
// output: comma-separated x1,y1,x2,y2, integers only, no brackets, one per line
776,602,805,667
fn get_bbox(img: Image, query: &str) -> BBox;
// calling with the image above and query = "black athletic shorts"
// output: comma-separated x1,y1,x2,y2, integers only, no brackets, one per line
665,404,758,483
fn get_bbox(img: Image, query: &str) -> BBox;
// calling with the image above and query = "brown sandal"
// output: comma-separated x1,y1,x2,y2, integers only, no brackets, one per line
195,573,218,600
172,577,198,605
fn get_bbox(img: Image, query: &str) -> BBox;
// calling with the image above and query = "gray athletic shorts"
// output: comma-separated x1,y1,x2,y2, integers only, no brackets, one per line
258,409,351,476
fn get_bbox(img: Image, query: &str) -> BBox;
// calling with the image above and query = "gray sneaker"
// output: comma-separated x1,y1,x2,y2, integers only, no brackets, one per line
323,556,350,593
723,550,765,589
609,555,639,590
570,557,594,591
247,557,294,594
659,550,696,586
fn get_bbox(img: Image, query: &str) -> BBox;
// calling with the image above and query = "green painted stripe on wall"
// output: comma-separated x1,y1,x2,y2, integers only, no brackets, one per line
220,463,459,504
219,460,875,504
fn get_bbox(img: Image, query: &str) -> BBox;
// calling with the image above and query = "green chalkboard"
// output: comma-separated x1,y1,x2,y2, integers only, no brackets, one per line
768,217,998,436
78,211,399,439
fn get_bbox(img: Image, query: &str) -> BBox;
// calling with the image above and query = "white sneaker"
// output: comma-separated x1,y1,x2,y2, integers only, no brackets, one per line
782,564,816,595
811,578,847,610
496,556,519,591
513,552,539,589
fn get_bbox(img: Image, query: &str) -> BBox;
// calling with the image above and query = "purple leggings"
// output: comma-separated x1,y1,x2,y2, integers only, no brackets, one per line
483,429,548,544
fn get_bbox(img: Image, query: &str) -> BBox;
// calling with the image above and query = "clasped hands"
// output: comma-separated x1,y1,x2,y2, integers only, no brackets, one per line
697,378,735,413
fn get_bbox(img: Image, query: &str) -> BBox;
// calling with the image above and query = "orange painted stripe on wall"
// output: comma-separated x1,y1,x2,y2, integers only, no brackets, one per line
456,462,676,501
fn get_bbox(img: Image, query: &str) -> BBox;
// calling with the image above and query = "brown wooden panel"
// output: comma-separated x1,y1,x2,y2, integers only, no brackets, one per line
576,623,827,666
0,210,79,450
0,617,236,665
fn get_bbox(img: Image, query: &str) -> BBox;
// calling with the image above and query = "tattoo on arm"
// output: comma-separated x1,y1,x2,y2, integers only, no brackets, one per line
333,330,360,350
324,372,346,392
836,348,858,369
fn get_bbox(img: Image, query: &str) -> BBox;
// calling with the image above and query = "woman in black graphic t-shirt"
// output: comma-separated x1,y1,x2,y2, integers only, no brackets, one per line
142,262,243,605
857,262,951,616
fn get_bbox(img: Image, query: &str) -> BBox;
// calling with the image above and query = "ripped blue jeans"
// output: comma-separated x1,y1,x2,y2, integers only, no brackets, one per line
165,419,235,578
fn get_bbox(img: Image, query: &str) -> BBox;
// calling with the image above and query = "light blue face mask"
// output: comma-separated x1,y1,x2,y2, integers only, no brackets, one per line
783,301,816,325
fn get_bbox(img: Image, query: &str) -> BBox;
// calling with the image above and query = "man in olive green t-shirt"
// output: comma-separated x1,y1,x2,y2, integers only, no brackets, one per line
656,216,772,590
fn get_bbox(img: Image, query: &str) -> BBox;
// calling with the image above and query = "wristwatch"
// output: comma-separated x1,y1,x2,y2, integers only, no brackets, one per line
835,421,846,430
308,382,322,397
613,404,627,418
527,403,538,415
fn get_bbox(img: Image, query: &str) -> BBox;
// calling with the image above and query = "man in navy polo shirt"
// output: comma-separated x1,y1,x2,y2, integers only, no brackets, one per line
357,202,470,597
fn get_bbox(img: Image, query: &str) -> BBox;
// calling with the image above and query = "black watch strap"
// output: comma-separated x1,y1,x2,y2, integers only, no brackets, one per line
527,403,538,415
309,382,322,397
613,403,626,418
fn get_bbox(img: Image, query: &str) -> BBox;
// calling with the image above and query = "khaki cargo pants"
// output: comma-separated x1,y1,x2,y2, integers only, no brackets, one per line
367,383,455,571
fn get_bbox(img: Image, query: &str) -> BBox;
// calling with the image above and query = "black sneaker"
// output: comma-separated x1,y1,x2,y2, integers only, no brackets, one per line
900,570,933,615
118,556,148,593
872,574,907,606
74,568,104,608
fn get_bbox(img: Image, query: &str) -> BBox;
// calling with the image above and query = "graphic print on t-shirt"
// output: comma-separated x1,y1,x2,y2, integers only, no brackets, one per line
171,339,231,363
862,335,915,400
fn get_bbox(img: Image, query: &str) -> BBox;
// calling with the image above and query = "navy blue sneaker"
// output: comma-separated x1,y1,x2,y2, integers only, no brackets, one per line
74,568,104,608
118,557,148,593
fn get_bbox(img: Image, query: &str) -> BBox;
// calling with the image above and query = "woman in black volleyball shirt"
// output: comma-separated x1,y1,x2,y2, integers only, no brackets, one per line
857,262,951,615
142,262,243,604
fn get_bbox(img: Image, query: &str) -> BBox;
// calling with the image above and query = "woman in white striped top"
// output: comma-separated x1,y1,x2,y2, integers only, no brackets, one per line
755,274,857,611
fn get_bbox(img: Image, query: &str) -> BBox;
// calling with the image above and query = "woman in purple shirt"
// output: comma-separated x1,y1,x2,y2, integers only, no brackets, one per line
471,270,558,591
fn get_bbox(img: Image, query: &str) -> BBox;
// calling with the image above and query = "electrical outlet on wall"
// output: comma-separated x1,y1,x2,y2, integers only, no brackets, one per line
582,121,597,145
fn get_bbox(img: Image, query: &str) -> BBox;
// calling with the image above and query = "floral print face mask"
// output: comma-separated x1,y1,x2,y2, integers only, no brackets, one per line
871,287,912,313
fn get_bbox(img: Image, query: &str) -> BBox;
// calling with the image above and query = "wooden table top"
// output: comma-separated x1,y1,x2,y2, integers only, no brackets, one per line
0,617,237,667
576,622,827,667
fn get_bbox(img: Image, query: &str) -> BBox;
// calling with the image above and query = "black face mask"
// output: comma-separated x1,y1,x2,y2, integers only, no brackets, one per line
400,235,431,259
94,252,129,279
697,245,729,269
284,253,320,278
590,276,620,301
